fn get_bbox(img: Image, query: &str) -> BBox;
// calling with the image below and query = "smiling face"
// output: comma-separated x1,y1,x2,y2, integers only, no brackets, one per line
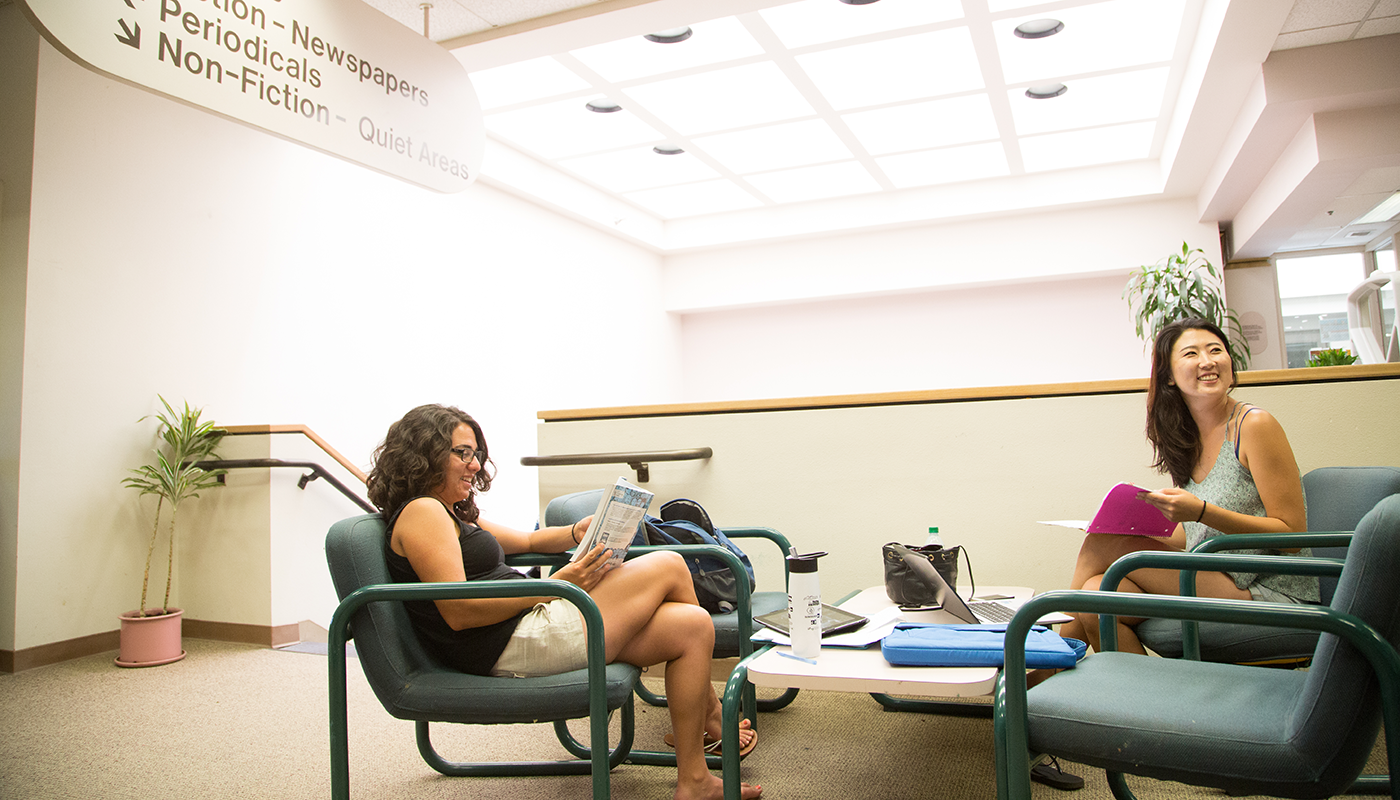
1168,327,1234,398
430,423,481,508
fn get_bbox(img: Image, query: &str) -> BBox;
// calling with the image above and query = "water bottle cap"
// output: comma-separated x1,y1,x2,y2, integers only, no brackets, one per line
928,527,939,534
786,550,827,573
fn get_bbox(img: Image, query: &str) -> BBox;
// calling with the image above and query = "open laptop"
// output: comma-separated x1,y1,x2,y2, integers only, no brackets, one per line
897,550,1072,625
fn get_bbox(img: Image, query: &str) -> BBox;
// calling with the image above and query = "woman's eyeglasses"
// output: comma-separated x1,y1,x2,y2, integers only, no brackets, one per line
450,446,486,464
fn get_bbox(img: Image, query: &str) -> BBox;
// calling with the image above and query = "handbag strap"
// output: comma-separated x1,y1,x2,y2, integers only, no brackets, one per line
957,546,975,600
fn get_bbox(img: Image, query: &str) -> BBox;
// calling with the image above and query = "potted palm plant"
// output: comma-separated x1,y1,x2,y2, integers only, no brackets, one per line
117,396,226,667
1123,242,1252,371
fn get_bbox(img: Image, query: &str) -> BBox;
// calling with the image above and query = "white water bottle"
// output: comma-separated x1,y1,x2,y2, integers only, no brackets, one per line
786,549,827,660
925,526,943,547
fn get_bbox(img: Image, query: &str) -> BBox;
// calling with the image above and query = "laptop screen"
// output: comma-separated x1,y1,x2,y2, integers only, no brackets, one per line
897,550,979,624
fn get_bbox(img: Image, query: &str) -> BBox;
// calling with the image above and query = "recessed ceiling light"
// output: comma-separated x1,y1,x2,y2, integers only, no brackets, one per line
1014,18,1064,39
1025,83,1068,99
653,145,686,155
585,100,622,113
839,0,882,5
645,27,693,44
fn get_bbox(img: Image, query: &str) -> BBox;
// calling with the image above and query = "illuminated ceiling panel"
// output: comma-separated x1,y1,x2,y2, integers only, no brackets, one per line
470,0,1199,222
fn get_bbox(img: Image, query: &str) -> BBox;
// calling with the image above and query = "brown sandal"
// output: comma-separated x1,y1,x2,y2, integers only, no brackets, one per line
663,728,758,759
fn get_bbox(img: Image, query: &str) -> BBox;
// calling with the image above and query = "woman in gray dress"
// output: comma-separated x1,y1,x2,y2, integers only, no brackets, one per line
1058,318,1316,655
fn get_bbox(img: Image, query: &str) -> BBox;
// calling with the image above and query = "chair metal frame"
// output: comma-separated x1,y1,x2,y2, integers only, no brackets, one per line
994,553,1400,800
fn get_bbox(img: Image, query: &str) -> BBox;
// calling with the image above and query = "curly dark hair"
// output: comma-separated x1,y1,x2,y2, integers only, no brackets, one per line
1145,318,1235,488
366,404,494,522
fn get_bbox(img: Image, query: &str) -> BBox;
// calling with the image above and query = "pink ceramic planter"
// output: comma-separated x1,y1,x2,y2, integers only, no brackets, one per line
115,608,186,667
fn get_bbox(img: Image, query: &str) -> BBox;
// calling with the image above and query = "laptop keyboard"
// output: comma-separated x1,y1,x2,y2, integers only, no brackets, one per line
968,600,1016,623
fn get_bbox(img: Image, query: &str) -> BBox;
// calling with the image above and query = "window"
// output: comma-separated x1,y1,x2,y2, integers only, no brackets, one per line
1371,246,1397,358
1276,252,1366,368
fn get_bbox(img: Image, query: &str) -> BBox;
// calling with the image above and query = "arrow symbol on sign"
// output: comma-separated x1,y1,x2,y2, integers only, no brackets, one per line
115,19,141,50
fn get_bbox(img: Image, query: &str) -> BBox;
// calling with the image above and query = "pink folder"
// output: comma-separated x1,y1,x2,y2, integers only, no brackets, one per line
1086,483,1175,537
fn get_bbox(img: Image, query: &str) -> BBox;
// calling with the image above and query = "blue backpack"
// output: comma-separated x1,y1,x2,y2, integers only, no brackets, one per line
633,498,756,614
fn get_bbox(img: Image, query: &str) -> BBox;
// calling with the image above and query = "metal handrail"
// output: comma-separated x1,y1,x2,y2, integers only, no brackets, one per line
195,458,374,513
519,447,712,483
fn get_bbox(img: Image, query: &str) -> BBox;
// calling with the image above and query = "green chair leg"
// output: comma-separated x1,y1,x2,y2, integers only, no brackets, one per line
1107,771,1139,800
1347,774,1392,794
757,687,800,712
641,678,796,713
868,692,994,717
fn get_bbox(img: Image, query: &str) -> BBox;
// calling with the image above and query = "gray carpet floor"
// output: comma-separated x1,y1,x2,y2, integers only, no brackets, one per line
0,639,1387,799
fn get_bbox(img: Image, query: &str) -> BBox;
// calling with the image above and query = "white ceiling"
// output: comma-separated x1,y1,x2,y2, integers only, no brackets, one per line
362,0,1400,255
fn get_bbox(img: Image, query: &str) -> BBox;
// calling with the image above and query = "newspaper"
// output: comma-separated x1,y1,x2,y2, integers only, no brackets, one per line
570,476,654,569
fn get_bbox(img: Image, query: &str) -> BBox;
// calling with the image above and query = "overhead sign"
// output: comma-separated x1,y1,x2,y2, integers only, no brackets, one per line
20,0,483,192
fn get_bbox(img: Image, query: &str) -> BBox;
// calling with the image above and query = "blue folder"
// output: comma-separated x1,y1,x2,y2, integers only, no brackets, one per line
881,623,1086,668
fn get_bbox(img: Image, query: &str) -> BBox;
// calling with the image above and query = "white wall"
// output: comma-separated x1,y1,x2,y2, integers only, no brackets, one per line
663,197,1221,312
0,5,40,652
669,197,1221,397
8,34,677,650
680,273,1150,401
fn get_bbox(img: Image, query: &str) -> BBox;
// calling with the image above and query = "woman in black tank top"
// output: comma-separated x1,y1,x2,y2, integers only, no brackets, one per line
368,404,762,800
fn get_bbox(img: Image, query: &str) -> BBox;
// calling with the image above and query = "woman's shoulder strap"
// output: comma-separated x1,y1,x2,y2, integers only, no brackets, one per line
1230,402,1262,458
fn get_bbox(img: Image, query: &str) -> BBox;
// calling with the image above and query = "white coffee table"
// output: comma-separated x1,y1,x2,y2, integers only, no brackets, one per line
743,585,1031,697
718,586,1047,798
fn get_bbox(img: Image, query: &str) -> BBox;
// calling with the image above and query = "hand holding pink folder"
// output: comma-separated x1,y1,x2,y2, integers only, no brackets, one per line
1086,483,1176,537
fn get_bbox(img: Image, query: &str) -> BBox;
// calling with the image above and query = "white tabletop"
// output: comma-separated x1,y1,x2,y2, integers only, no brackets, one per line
743,586,1032,698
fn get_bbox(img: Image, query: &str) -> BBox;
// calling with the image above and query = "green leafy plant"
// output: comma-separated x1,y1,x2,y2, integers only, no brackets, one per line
121,396,226,617
1305,348,1359,367
1123,241,1252,371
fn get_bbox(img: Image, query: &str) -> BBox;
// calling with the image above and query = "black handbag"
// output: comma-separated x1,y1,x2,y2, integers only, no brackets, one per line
882,542,975,608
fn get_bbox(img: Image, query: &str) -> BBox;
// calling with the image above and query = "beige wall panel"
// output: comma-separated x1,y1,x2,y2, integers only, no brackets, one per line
537,377,1400,601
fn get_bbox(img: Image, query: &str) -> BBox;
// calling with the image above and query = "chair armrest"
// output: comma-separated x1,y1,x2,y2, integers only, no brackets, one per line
505,552,572,569
1102,551,1345,596
718,526,794,584
1190,531,1355,553
329,577,607,662
1100,551,1344,658
994,590,1400,800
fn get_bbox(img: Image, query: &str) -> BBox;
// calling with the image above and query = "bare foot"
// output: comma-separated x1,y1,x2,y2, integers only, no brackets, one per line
704,694,757,752
675,772,762,800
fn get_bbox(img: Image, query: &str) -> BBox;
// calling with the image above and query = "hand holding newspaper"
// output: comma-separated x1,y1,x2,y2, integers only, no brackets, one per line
570,477,654,569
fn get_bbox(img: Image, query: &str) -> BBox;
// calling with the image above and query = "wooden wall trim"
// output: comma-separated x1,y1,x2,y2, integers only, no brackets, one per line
537,364,1400,422
218,424,368,483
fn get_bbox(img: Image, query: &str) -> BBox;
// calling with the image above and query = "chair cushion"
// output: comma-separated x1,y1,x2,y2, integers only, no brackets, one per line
1135,617,1318,664
544,490,605,528
714,591,787,657
382,662,643,725
1028,652,1333,795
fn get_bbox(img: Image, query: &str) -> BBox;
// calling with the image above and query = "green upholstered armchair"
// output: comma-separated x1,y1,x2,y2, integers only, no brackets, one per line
994,494,1400,800
545,489,799,712
1133,466,1400,665
324,513,754,799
